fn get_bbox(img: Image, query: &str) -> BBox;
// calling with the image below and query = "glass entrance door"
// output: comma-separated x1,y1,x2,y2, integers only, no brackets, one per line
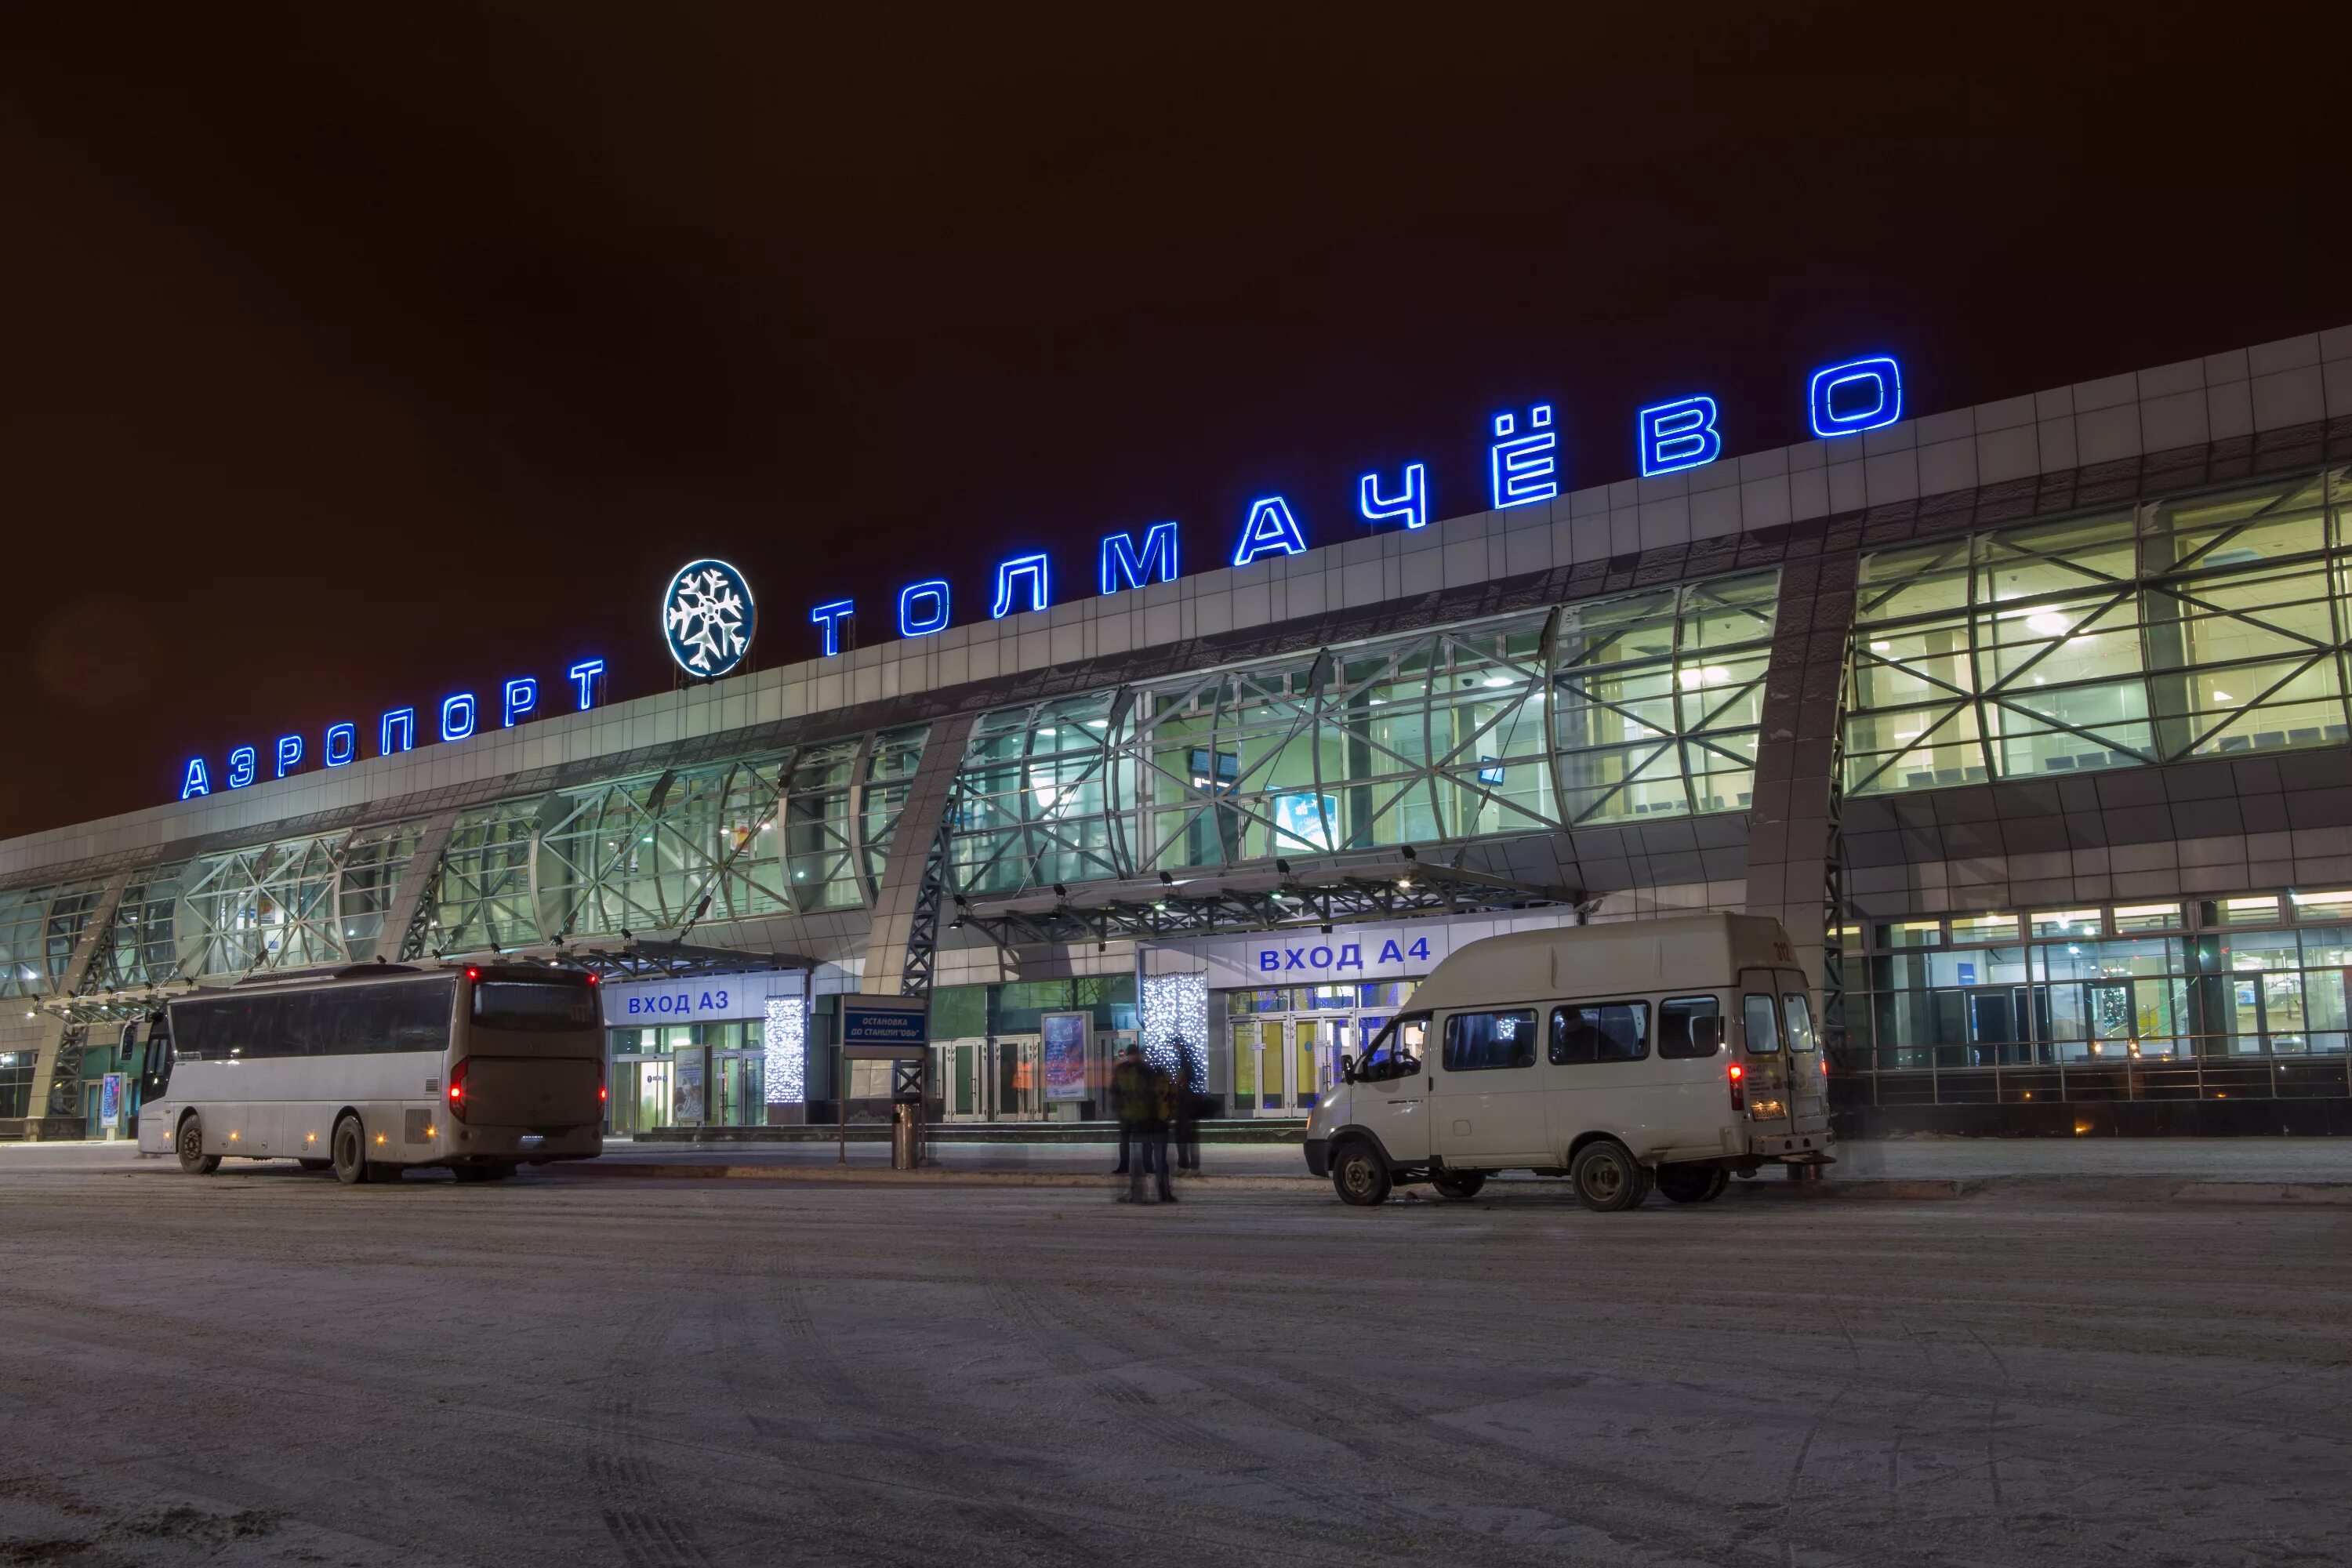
609,1058,670,1134
713,1051,764,1127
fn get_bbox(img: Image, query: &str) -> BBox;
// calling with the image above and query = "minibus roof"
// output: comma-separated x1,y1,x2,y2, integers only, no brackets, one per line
1404,913,1798,1014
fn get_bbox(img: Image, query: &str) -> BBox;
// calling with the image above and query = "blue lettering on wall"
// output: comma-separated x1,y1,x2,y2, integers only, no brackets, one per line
227,746,256,789
1637,395,1722,477
440,693,477,742
325,724,357,768
568,659,605,710
990,554,1051,619
503,677,537,728
1099,522,1181,594
899,579,951,637
274,735,303,779
180,757,210,800
1490,403,1558,509
380,708,416,756
1358,463,1428,530
1231,495,1307,567
1809,354,1903,436
809,599,855,656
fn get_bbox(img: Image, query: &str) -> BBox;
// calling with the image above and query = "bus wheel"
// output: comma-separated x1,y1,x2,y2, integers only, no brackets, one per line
1330,1142,1391,1207
176,1117,220,1176
1430,1170,1486,1200
331,1115,371,1185
1657,1164,1728,1204
1570,1141,1649,1212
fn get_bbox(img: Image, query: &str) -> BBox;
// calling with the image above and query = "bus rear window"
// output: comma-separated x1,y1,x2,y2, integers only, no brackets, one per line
472,981,597,1031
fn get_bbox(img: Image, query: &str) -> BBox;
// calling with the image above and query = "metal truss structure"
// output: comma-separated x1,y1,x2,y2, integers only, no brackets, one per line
953,853,1581,949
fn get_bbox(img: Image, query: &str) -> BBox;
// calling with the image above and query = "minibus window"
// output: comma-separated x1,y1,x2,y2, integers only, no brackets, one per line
1782,993,1819,1051
1742,993,1783,1053
1549,1002,1649,1065
1657,996,1722,1059
1358,1014,1427,1080
1443,1011,1538,1072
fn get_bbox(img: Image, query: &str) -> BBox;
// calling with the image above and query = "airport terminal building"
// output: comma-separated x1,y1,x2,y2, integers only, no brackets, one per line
6,323,2352,1140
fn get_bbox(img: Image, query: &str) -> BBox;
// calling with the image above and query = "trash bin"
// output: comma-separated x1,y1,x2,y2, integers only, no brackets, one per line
891,1103,921,1171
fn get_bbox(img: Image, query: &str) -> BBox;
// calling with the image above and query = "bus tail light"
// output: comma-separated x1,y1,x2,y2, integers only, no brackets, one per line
1728,1061,1744,1114
448,1058,470,1123
597,1061,608,1105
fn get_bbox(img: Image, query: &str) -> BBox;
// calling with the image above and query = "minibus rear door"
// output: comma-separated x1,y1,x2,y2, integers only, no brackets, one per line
1737,972,1794,1135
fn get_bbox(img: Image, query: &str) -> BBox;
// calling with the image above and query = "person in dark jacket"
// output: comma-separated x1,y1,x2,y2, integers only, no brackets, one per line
1170,1038,1202,1174
1110,1045,1160,1202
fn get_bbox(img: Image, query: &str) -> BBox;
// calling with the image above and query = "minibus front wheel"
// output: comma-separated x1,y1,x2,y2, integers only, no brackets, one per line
1330,1140,1392,1207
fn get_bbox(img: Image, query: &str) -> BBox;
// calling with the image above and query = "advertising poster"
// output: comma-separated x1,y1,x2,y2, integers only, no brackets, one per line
1040,1011,1090,1102
100,1073,124,1131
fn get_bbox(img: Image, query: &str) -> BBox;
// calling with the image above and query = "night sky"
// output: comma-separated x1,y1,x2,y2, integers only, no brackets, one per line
2,4,2343,841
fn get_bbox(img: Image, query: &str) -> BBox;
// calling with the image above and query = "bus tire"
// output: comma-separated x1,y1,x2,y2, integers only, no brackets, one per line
176,1116,220,1176
1570,1140,1647,1212
1330,1141,1391,1207
1657,1164,1728,1204
1430,1170,1486,1200
331,1115,371,1185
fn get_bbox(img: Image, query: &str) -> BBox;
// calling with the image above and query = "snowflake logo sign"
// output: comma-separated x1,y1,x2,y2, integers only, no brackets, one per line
662,559,757,677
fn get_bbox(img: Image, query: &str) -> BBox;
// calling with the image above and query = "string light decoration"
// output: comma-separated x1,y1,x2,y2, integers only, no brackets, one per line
764,996,806,1104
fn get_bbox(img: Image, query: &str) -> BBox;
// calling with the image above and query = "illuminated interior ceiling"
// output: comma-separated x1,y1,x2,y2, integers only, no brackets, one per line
952,855,1581,948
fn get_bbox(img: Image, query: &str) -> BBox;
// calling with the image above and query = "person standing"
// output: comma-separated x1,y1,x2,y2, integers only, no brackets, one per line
1146,1054,1178,1202
1110,1045,1155,1203
1171,1038,1201,1175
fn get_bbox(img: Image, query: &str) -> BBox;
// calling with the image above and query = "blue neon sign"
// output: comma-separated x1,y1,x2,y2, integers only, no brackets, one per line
1100,523,1180,594
1809,355,1903,436
325,724,357,767
1232,496,1307,567
809,600,855,657
275,735,303,779
1490,405,1558,509
1637,395,1723,477
441,693,477,742
503,678,537,728
899,580,951,637
990,554,1051,619
1359,463,1428,530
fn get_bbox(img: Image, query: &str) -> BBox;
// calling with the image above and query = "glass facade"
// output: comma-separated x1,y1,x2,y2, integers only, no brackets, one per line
1840,896,2352,1104
1846,470,2352,794
0,879,107,999
946,571,1778,892
174,823,426,976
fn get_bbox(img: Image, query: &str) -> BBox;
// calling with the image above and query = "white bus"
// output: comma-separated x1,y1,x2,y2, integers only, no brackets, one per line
1304,913,1834,1210
135,963,606,1183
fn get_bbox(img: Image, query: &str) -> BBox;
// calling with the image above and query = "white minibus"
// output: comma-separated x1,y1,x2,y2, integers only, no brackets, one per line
135,962,606,1183
1303,913,1832,1209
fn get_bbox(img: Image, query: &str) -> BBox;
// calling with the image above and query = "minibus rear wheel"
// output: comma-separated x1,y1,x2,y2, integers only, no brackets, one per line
1656,1164,1728,1204
1330,1141,1392,1207
1570,1140,1650,1212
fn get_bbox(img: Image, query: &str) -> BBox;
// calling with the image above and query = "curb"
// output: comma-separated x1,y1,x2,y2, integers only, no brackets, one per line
2172,1181,2352,1205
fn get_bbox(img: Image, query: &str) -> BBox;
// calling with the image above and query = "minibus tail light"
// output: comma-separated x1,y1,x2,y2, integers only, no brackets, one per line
448,1058,470,1123
1728,1060,1744,1114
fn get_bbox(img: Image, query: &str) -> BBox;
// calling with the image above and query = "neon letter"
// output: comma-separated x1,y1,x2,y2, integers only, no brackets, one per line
227,746,256,789
502,677,537,728
1359,463,1428,530
809,599,855,656
1231,496,1306,566
180,757,210,800
1099,522,1180,594
274,735,303,779
990,554,1051,619
325,724,356,766
568,659,604,710
899,579,950,637
1809,355,1903,436
441,693,477,742
1490,404,1558,509
1637,396,1722,477
380,708,416,756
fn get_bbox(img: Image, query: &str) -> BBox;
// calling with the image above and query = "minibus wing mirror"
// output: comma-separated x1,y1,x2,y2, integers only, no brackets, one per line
1338,1053,1359,1084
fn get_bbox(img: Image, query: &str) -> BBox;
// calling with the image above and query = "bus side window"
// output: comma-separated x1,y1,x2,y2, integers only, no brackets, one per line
1742,993,1783,1054
1659,996,1722,1059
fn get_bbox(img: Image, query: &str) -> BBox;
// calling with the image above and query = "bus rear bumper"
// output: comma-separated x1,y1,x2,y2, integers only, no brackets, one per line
447,1125,602,1163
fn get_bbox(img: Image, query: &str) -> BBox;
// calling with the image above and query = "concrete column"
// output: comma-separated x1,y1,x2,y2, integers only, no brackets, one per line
861,713,977,995
1743,555,1860,991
